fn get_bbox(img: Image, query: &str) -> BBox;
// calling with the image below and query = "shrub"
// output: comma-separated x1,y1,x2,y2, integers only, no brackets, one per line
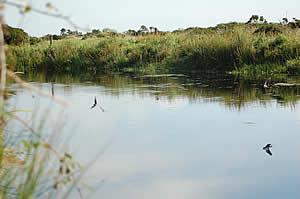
287,58,300,74
52,34,63,40
2,24,29,45
254,25,282,35
30,37,42,45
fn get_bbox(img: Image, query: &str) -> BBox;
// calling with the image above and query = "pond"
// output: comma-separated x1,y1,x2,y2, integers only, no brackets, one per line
6,73,300,199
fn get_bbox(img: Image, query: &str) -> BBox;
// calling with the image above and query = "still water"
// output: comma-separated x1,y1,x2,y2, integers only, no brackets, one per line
7,73,300,199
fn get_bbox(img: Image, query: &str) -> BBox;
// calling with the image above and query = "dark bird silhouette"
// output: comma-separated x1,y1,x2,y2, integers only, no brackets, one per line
263,144,272,156
91,96,97,109
90,96,105,112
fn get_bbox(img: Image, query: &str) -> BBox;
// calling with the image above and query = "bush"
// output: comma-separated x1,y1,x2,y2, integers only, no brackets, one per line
30,37,42,45
2,24,29,45
52,34,63,40
254,25,282,35
287,58,300,74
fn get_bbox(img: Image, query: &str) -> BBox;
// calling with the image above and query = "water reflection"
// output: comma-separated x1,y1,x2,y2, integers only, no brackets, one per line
15,73,300,110
7,73,300,199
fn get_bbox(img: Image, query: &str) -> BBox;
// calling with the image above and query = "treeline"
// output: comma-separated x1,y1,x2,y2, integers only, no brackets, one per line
4,15,300,45
57,25,161,40
245,15,300,28
53,15,300,39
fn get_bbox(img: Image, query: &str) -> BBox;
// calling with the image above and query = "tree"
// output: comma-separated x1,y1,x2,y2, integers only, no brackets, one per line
67,29,72,35
60,28,66,35
126,29,137,35
149,26,154,33
292,17,298,22
295,19,300,27
282,17,288,25
154,27,159,34
289,18,300,29
246,15,260,24
259,16,267,24
252,15,259,23
138,25,149,34
92,29,101,34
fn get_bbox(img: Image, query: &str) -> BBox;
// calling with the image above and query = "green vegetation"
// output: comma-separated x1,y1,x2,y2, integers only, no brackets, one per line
1,28,86,199
5,17,300,75
286,57,300,74
2,16,300,198
2,24,30,45
0,91,85,198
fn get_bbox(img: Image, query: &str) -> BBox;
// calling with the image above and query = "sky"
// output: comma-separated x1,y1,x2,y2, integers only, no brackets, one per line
4,0,300,36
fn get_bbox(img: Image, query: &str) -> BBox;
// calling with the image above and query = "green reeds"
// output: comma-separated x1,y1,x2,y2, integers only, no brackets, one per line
6,26,300,75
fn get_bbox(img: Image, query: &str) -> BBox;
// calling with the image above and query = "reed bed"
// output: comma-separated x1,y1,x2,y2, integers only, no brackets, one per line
6,26,300,75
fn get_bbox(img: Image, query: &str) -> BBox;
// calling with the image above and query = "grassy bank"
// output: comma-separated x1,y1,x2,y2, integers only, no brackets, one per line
6,24,300,75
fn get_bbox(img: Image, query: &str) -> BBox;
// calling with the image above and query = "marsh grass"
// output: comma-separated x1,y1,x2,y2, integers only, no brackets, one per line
6,25,300,75
0,98,86,198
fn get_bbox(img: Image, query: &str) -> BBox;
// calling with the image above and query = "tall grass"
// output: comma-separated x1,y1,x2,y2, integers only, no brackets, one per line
6,26,300,75
0,93,85,198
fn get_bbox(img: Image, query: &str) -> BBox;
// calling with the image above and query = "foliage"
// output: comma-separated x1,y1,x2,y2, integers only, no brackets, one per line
286,58,300,74
2,24,29,45
288,18,300,29
254,24,282,35
29,37,42,45
138,25,149,34
232,63,287,75
60,28,66,35
5,21,300,75
246,15,267,24
0,107,85,198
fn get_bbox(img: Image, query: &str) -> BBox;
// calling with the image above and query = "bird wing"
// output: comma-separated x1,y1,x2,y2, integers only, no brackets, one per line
91,104,96,109
91,97,97,109
263,144,272,150
266,148,272,156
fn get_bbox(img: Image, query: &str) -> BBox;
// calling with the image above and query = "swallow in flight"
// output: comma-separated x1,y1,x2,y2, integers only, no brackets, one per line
91,96,105,112
263,143,272,156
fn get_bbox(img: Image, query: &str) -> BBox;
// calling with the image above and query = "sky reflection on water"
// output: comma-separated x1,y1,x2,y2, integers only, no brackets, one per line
7,74,300,199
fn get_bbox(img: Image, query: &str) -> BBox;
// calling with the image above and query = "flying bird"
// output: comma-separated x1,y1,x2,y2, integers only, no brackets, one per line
263,144,272,156
91,96,97,109
90,96,105,112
